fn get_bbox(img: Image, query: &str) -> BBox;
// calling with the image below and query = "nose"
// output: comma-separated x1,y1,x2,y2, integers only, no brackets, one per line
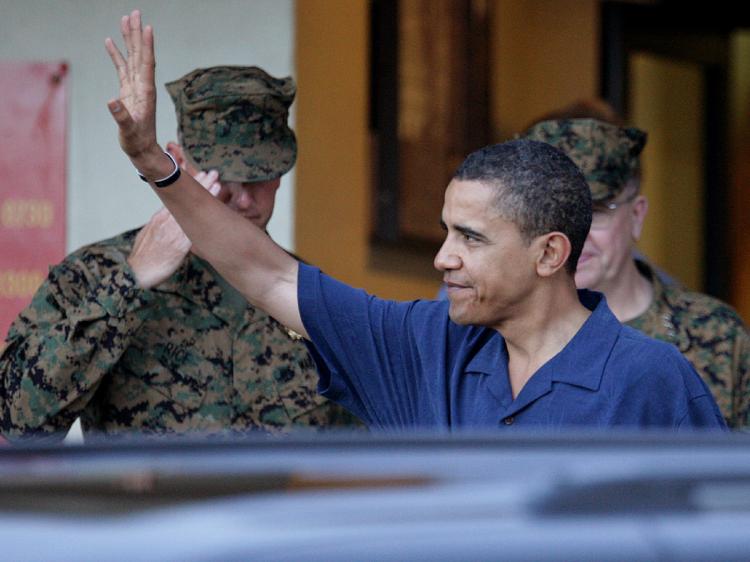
225,182,254,210
434,238,461,272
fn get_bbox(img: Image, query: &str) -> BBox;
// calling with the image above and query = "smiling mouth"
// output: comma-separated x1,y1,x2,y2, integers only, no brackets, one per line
444,281,471,295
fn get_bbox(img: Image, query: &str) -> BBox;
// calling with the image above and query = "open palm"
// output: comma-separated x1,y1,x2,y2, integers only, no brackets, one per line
105,10,158,161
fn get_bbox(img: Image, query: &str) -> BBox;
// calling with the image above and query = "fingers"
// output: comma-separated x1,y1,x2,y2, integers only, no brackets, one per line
114,11,155,95
119,10,149,80
120,14,130,45
104,37,128,84
143,24,156,77
107,98,132,123
106,15,135,91
152,207,172,221
122,12,133,63
130,10,143,69
120,15,132,76
107,98,140,153
214,182,232,204
193,170,222,195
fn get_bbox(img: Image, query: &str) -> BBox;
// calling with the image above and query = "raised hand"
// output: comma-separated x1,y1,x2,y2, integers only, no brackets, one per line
105,10,163,171
127,170,222,289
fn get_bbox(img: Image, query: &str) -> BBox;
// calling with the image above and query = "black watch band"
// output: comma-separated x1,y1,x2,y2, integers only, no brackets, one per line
137,151,181,188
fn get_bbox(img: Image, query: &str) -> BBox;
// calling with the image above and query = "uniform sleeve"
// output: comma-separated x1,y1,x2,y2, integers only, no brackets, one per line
297,264,442,429
0,253,155,441
731,324,750,430
290,399,366,430
690,302,750,431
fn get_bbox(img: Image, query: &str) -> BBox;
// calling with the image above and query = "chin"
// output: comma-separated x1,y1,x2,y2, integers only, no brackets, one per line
449,307,488,327
447,306,471,326
574,268,602,291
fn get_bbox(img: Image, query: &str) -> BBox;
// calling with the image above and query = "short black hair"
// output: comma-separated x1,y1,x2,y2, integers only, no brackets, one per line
454,139,592,274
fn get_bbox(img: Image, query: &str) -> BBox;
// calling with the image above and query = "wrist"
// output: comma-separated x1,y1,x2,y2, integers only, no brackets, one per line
137,151,181,188
132,145,170,178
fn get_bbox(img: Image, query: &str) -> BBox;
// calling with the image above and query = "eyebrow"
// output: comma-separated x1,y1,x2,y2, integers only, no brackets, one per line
439,220,489,242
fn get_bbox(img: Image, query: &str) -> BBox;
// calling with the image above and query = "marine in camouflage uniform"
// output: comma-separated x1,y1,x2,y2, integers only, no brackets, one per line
0,66,356,440
522,118,750,428
628,258,750,428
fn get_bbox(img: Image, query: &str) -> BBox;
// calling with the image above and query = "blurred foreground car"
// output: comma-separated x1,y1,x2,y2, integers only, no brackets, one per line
1,431,749,561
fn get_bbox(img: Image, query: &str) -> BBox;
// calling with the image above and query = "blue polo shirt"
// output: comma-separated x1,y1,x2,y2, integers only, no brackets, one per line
298,264,726,431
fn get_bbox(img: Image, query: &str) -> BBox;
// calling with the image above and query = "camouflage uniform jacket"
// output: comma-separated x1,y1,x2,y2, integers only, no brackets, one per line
0,229,349,440
627,259,750,429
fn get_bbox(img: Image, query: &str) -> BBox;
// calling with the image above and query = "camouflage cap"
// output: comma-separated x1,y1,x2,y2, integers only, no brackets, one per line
520,118,647,202
165,65,297,182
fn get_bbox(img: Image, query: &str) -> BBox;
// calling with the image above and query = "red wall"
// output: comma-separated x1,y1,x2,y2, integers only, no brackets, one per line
0,62,68,346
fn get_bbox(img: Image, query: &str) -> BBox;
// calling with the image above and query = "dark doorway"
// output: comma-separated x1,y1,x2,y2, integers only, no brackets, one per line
601,1,750,304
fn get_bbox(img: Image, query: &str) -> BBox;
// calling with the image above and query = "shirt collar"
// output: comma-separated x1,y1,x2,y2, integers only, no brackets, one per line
465,289,622,392
547,289,621,391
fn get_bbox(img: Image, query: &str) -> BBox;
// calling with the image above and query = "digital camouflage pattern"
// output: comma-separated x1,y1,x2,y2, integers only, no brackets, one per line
520,118,647,202
628,259,750,429
0,230,358,441
165,65,297,182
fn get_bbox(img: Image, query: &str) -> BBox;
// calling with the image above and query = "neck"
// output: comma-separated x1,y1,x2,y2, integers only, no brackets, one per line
497,279,591,399
596,258,653,322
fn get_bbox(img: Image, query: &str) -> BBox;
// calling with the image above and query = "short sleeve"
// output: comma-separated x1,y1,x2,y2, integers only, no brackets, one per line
297,263,447,428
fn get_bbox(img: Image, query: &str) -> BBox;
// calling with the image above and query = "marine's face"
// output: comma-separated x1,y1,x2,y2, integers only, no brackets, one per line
218,178,281,230
175,144,282,230
575,188,646,291
433,179,539,330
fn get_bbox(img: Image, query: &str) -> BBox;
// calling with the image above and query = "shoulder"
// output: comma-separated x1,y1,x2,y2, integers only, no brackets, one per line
44,229,139,295
65,229,138,266
612,326,708,398
616,324,689,368
616,322,674,353
607,327,725,427
661,284,748,341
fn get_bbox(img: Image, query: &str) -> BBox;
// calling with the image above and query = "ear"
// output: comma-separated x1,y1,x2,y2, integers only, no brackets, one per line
630,195,649,241
534,232,571,278
165,142,191,172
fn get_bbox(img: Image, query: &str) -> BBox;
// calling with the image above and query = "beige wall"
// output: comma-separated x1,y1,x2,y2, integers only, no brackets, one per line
630,53,705,292
491,0,599,139
295,0,441,299
0,0,297,253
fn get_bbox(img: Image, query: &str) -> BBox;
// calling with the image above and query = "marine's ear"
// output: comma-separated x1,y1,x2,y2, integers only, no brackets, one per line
165,142,191,172
630,194,648,241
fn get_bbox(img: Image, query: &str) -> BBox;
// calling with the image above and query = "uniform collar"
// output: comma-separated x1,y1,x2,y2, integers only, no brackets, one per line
628,257,679,340
634,257,667,305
